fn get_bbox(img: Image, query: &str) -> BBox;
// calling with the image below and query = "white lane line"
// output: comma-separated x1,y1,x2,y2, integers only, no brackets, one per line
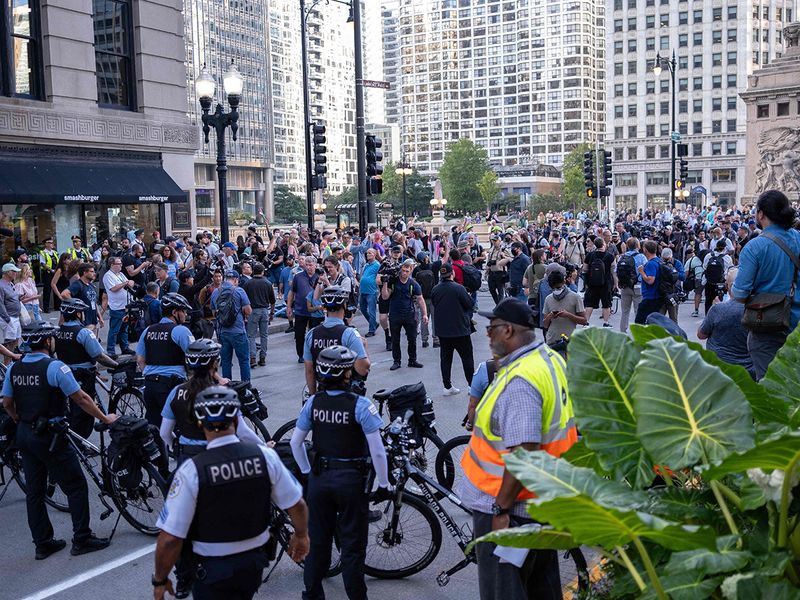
20,544,155,600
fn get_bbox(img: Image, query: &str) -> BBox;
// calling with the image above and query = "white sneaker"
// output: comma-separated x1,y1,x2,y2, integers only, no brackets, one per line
443,387,461,396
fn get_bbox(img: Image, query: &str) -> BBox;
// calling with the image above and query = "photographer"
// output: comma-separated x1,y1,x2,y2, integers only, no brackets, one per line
486,235,512,305
702,239,733,316
381,259,427,371
658,248,685,324
376,245,405,351
122,243,150,291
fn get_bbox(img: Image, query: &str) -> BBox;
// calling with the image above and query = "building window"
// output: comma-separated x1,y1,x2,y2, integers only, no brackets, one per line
727,97,737,110
727,74,737,88
646,37,655,51
726,141,737,155
678,100,687,113
645,171,670,186
711,169,736,182
777,102,790,116
614,19,623,32
693,121,702,134
692,143,703,156
712,30,722,44
614,105,623,118
659,144,670,158
693,55,703,68
686,170,702,184
646,124,655,137
693,99,703,112
712,75,721,89
1,0,43,98
711,142,722,156
646,146,656,159
727,118,736,132
693,9,702,23
727,6,737,19
628,104,637,117
712,120,721,133
659,124,669,136
678,122,688,135
614,147,624,161
94,0,136,109
628,125,637,138
757,104,769,118
646,15,654,28
616,173,637,186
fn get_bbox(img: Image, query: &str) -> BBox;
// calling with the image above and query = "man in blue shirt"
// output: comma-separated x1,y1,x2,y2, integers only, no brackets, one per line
137,293,195,426
635,240,663,324
358,248,380,336
210,271,252,382
64,263,102,332
382,259,428,370
287,256,321,362
732,190,800,379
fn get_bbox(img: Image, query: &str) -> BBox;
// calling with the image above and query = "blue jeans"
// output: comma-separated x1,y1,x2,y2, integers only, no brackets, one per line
107,308,129,353
247,307,270,360
219,330,251,382
24,303,41,322
267,266,282,286
359,292,378,333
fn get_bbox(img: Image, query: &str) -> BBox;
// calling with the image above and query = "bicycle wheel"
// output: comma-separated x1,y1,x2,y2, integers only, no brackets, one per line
271,506,342,578
9,448,71,512
434,434,470,492
109,462,168,535
363,493,442,579
272,419,298,442
242,414,272,443
109,386,145,419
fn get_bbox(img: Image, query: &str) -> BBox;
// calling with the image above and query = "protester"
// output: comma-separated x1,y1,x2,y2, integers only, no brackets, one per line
430,263,474,395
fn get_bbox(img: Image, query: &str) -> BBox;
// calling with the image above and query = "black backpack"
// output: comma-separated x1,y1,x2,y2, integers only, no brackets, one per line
415,269,435,298
460,263,482,293
107,416,154,489
125,301,148,343
658,262,678,296
215,286,239,328
616,253,638,289
588,253,607,287
382,382,435,448
0,408,16,453
705,254,725,286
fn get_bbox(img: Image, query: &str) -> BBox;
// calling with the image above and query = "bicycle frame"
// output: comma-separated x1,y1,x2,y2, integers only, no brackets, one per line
62,428,118,523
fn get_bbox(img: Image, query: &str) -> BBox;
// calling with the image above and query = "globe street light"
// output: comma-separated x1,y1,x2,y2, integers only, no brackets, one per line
196,61,244,244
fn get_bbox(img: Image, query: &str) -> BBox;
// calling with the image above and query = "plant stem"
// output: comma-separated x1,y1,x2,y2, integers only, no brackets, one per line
632,536,669,600
598,548,625,568
710,480,740,541
616,545,646,592
714,481,743,511
778,455,800,548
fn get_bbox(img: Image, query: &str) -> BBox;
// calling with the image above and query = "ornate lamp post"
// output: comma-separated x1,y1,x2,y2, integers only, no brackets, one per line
196,62,244,244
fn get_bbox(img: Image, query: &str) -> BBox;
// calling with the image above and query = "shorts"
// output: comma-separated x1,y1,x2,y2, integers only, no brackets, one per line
0,316,21,343
378,296,390,314
584,286,612,309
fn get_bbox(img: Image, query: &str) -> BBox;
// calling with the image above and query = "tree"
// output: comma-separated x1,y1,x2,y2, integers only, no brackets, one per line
476,170,501,211
561,143,596,213
273,185,307,224
327,186,357,207
529,192,571,215
368,162,434,216
439,138,490,213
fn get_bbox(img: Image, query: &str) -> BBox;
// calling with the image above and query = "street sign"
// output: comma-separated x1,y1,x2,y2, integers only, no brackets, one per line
363,79,391,90
670,132,681,142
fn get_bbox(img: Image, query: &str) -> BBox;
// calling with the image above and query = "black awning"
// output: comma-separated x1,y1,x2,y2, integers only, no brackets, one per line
0,160,187,204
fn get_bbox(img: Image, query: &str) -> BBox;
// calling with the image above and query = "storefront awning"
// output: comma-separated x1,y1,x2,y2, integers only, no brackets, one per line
0,160,187,204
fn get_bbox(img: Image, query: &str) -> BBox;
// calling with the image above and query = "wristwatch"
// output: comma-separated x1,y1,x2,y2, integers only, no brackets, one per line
490,502,509,516
151,574,169,587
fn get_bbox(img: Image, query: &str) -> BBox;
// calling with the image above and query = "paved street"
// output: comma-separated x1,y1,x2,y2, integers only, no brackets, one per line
2,289,706,600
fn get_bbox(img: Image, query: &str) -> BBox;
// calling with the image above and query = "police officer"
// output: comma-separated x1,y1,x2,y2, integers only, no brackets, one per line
2,322,117,559
137,292,194,427
153,386,309,600
290,345,391,600
38,237,59,313
303,286,370,396
55,298,119,439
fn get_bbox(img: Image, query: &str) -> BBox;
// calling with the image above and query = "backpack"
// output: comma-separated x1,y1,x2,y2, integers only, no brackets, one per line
215,286,239,328
124,301,148,343
588,253,607,287
0,408,16,453
616,253,638,289
705,254,725,285
107,416,151,489
460,263,482,293
658,262,678,296
415,269,435,298
158,277,175,299
383,382,435,448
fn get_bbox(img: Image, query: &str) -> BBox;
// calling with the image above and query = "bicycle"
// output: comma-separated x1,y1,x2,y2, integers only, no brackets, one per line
99,355,146,417
227,380,295,442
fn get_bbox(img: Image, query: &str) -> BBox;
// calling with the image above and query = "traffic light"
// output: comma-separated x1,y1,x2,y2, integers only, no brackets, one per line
679,157,688,180
311,123,327,190
583,151,595,198
365,134,384,196
600,150,612,197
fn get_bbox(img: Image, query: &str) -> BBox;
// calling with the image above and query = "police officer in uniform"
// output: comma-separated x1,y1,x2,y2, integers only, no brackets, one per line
2,322,117,559
153,386,309,600
290,345,391,600
55,298,119,439
303,286,370,396
137,293,194,427
38,237,59,313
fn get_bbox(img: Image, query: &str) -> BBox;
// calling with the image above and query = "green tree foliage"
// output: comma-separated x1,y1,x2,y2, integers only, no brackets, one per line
273,185,307,224
477,170,501,211
327,186,357,207
561,143,596,212
439,138,490,213
377,162,434,216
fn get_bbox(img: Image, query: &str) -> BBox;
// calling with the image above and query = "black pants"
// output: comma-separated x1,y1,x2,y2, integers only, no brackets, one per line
390,314,417,364
192,548,269,600
16,422,92,548
294,315,323,360
704,283,722,315
144,375,185,427
473,511,561,600
487,272,507,305
69,369,96,439
174,445,205,587
304,468,369,600
439,336,475,389
41,271,54,312
635,297,664,325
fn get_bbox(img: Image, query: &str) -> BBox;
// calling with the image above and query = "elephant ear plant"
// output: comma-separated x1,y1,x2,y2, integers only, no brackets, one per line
473,325,800,599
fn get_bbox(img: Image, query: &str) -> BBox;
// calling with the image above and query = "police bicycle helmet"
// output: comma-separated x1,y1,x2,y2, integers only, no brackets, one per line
60,298,90,319
320,285,349,310
185,339,221,370
315,345,357,381
193,385,240,431
21,322,59,346
161,292,192,313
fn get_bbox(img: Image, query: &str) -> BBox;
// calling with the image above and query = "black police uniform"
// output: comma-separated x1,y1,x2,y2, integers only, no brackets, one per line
11,357,92,549
189,442,272,599
304,390,371,600
142,322,186,426
308,322,366,393
54,324,97,439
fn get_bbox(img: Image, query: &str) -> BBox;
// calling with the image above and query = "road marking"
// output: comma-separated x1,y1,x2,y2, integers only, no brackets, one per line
20,544,155,600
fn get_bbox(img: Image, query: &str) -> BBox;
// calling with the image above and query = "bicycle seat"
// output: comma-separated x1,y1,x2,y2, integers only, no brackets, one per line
373,389,391,402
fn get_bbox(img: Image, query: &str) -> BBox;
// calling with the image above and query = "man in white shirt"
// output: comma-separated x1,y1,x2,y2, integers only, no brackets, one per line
103,256,135,357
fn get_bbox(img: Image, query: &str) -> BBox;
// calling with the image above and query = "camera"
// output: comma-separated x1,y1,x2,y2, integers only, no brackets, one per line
715,283,726,302
487,259,497,267
667,291,688,307
378,262,401,286
315,266,325,276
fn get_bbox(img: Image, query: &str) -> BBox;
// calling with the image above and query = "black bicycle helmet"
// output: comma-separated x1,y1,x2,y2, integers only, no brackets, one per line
320,285,348,310
21,322,59,345
315,345,357,381
185,339,221,370
161,293,191,313
60,298,90,319
193,385,240,431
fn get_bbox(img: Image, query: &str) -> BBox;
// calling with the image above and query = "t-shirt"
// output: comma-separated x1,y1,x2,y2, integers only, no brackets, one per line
641,257,661,300
698,301,755,374
210,283,251,334
103,270,130,311
68,280,99,325
279,266,293,301
290,271,318,316
122,253,145,286
543,289,585,346
584,251,614,289
388,278,422,319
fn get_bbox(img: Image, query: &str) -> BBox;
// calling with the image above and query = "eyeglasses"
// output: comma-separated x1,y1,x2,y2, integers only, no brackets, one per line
485,322,510,334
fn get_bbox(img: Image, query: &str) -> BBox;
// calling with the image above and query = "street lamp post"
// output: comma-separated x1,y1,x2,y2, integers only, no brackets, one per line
396,161,413,221
196,62,244,245
653,50,677,209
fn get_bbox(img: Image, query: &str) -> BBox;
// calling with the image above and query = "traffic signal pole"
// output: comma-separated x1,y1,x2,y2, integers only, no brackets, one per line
300,0,314,230
596,143,602,216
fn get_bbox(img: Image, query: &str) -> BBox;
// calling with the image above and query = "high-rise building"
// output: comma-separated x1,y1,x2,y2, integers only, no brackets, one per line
605,0,798,212
396,0,606,176
381,2,402,127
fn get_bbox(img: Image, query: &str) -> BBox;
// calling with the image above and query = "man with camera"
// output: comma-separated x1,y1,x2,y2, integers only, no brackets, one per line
658,248,685,323
486,235,512,305
381,259,427,371
123,243,151,291
103,256,135,357
702,239,733,316
3,322,117,560
376,245,405,351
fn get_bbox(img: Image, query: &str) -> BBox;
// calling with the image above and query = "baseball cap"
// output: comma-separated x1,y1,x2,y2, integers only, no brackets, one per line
165,235,177,243
391,244,402,253
2,263,21,273
478,298,535,329
545,262,566,276
134,228,144,236
14,248,27,258
440,263,454,277
510,242,525,251
222,242,236,250
178,269,195,281
224,270,240,279
176,241,185,249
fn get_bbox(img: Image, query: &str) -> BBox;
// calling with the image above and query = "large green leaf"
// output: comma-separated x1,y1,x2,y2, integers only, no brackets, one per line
633,337,755,469
643,487,717,523
640,572,724,600
471,523,577,551
704,432,800,480
560,439,609,475
721,573,800,600
526,495,717,551
566,327,654,488
666,544,752,576
762,327,800,427
629,323,672,345
504,449,644,509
